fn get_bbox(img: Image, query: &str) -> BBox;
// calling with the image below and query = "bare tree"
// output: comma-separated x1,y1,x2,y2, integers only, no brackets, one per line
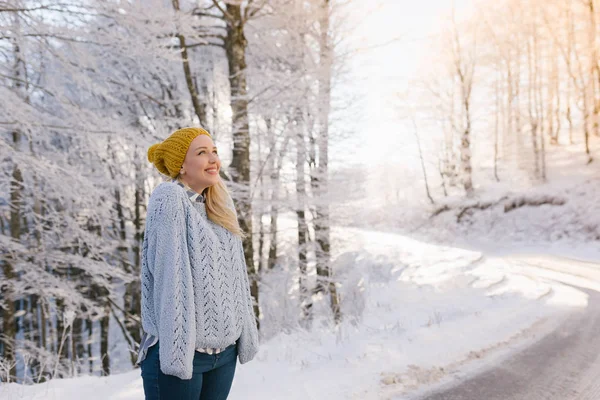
203,0,267,326
312,0,340,324
413,118,436,204
447,11,477,196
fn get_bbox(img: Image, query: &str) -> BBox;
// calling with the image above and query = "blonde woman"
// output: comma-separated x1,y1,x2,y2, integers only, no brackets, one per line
137,127,259,400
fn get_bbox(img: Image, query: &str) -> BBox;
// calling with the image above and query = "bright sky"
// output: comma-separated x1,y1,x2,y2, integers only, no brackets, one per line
330,0,475,204
336,0,475,161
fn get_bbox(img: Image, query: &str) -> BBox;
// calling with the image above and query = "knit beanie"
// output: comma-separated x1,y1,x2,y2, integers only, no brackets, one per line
147,127,212,178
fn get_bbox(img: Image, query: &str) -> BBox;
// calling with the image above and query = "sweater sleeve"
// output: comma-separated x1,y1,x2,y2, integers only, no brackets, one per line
236,237,260,364
146,187,196,379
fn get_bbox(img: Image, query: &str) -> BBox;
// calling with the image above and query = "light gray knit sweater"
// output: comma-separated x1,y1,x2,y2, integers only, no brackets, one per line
140,181,259,380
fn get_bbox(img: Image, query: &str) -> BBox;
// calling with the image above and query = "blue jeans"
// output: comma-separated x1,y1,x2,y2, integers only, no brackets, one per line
140,341,238,400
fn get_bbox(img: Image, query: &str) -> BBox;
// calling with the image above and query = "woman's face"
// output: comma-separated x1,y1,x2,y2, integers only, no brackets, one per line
180,134,221,191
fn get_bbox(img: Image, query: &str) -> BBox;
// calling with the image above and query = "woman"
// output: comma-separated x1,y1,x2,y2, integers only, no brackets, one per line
137,127,259,400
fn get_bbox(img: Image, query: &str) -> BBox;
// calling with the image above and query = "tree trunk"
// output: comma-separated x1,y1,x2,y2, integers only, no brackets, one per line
412,119,435,202
257,205,265,273
38,299,48,383
505,64,515,166
588,0,600,139
494,69,501,181
535,29,547,181
100,300,110,376
451,13,475,197
548,40,560,145
87,319,93,374
72,317,85,375
123,149,144,361
587,0,596,162
28,295,41,380
267,130,291,271
3,144,23,380
527,35,540,179
223,3,259,327
46,300,56,355
515,47,524,169
294,109,311,324
54,298,69,377
313,0,340,324
460,121,474,195
257,122,266,274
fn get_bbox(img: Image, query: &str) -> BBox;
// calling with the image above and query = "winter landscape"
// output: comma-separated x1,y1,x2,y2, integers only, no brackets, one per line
2,0,600,399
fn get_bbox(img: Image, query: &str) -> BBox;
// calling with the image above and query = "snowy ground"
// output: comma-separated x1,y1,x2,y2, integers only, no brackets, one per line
2,223,595,400
358,143,600,263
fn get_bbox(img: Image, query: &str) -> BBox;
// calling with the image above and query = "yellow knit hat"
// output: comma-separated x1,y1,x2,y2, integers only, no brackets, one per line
147,127,212,178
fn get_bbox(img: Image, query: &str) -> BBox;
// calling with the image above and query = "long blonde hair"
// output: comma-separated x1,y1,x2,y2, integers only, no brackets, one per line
176,175,246,239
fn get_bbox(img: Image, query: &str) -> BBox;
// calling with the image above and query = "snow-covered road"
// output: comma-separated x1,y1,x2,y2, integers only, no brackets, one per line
413,287,600,400
408,255,600,400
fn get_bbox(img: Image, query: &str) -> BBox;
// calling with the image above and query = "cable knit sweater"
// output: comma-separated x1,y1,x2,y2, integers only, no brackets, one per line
140,181,259,380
